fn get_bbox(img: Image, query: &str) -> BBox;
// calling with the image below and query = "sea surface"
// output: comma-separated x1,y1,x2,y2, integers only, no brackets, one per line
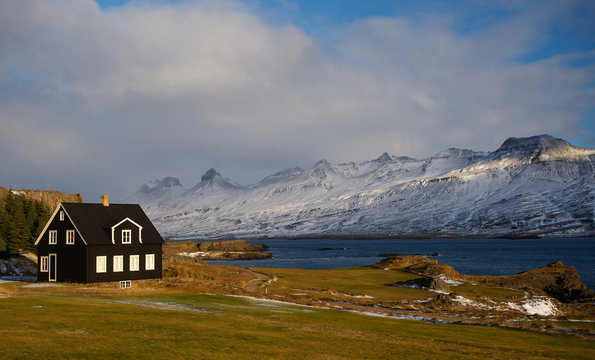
202,237,595,290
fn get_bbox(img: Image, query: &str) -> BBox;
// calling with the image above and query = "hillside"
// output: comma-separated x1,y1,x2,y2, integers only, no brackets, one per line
0,187,82,210
126,134,595,239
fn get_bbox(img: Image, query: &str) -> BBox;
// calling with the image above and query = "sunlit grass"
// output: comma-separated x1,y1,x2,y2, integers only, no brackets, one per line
0,290,593,359
451,283,525,302
258,266,434,302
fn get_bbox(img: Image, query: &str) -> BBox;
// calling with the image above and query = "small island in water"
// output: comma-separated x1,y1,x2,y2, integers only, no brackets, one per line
163,239,272,262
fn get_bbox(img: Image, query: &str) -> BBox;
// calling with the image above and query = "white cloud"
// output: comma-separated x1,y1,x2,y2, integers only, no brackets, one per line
0,0,593,200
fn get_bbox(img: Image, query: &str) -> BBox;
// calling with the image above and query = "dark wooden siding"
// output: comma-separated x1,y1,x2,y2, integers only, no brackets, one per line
86,243,162,283
37,209,86,282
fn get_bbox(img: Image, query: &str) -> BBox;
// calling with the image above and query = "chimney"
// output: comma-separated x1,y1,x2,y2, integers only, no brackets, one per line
101,195,109,207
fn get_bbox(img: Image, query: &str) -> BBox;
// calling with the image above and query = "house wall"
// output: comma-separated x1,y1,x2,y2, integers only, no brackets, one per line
37,209,86,283
86,243,162,283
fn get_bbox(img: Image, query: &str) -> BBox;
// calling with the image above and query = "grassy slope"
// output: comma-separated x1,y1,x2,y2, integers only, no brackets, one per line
261,266,525,303
0,285,593,359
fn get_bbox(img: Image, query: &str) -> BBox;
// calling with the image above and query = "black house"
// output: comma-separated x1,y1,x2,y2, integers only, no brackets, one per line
35,196,163,284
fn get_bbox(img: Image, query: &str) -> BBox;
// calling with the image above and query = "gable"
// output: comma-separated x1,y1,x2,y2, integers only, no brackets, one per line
34,204,88,246
111,218,143,244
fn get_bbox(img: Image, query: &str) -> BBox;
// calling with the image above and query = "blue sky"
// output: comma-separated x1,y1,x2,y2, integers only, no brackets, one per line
1,0,594,200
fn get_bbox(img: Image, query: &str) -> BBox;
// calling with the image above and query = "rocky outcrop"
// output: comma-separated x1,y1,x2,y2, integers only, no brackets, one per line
374,254,464,281
0,255,37,277
392,277,451,293
0,187,82,210
376,255,594,304
196,239,268,253
466,261,595,303
165,239,272,261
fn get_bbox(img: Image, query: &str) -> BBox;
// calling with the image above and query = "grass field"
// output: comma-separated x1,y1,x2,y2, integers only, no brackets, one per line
260,266,525,304
0,281,594,359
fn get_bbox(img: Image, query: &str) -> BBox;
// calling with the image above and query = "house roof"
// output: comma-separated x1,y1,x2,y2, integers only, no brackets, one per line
60,203,164,245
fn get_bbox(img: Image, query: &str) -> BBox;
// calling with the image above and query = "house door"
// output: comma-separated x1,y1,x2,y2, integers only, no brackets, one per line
49,254,57,282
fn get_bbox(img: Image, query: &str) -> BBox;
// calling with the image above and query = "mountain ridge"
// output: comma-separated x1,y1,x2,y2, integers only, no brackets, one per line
126,135,595,239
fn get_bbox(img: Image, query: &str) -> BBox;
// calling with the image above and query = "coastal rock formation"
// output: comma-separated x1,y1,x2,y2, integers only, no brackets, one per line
166,239,272,261
466,261,595,303
392,277,451,293
377,255,594,304
374,254,464,281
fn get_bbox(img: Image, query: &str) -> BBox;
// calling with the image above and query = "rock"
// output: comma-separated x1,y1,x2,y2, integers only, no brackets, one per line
196,239,268,252
465,261,595,303
0,255,37,277
374,254,439,269
393,277,451,293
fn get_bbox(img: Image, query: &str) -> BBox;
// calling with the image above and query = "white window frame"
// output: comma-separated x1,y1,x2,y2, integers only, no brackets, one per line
122,230,132,244
40,256,49,272
49,230,57,245
96,256,107,273
129,255,139,271
113,255,124,272
120,280,131,289
59,211,64,221
145,254,155,270
66,230,75,245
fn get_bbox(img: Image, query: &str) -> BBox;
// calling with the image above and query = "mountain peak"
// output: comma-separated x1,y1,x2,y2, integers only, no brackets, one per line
432,148,473,159
189,168,243,192
376,152,392,162
498,134,569,153
494,134,579,161
137,177,182,194
201,168,221,183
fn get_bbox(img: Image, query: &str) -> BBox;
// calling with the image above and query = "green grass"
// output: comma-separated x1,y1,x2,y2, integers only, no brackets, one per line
451,283,525,302
0,291,593,359
259,266,434,302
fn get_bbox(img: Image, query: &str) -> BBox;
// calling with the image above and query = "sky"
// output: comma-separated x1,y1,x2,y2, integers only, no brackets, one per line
1,0,594,202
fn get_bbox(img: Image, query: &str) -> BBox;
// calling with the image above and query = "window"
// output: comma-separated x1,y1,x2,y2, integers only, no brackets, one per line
122,230,131,244
120,280,131,289
130,255,139,271
59,211,64,221
145,254,155,270
96,256,106,273
49,230,57,245
113,255,123,272
66,230,75,244
40,256,49,272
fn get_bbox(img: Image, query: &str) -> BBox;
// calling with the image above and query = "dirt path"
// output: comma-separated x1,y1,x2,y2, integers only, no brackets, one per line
243,270,272,293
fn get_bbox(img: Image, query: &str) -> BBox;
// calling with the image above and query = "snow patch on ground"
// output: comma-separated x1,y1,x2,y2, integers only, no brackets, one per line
438,275,464,286
343,294,375,299
345,309,451,324
179,251,244,257
229,294,315,310
21,283,63,288
112,299,209,313
452,296,488,309
522,296,559,317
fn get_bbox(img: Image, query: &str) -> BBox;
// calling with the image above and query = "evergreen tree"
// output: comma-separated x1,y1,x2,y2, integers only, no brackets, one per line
0,191,50,255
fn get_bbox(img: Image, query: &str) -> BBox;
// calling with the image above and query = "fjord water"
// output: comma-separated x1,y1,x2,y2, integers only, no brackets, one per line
205,237,595,290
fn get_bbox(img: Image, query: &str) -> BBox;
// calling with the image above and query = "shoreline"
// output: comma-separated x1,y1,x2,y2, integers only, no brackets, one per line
165,233,595,242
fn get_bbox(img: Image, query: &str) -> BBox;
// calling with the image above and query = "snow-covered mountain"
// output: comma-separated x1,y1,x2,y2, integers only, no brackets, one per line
126,135,595,239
